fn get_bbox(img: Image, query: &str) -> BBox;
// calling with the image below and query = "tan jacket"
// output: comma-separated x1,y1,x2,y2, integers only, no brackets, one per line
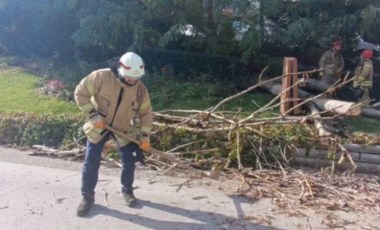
74,68,153,146
319,50,344,76
353,58,373,89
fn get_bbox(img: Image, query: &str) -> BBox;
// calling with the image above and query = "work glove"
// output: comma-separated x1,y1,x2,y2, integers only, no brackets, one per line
132,149,146,165
353,81,358,88
89,110,106,129
139,140,151,153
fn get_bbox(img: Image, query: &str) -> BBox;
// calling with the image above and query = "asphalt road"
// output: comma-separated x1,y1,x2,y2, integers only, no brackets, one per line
0,146,379,230
0,146,272,230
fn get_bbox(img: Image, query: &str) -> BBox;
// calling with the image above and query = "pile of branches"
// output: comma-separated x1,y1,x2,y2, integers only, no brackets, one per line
231,168,380,214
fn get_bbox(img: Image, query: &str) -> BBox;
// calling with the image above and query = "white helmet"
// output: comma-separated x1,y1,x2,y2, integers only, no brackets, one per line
118,52,145,79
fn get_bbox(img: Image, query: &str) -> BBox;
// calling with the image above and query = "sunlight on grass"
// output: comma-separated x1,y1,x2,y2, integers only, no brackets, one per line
0,68,80,115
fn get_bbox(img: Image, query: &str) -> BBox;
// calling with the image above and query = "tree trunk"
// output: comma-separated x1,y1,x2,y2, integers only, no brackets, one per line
312,98,361,116
305,103,331,136
371,101,380,109
300,78,331,92
361,107,380,119
291,156,380,174
262,82,361,116
291,147,380,174
342,143,380,155
293,148,380,164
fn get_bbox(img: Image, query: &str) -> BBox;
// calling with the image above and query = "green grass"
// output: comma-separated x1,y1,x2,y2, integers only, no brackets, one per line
0,65,276,116
0,67,80,115
343,117,380,135
149,85,279,123
145,72,276,113
217,92,275,112
152,88,277,116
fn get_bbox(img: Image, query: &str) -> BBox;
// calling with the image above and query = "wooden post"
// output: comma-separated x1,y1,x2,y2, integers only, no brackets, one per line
280,58,291,114
280,57,300,115
291,58,300,114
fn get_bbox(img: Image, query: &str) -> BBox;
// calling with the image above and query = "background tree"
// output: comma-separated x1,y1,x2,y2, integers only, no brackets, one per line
0,0,77,59
0,0,380,84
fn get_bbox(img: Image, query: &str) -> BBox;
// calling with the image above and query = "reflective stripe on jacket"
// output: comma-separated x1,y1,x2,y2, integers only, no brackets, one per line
74,68,153,146
353,59,373,89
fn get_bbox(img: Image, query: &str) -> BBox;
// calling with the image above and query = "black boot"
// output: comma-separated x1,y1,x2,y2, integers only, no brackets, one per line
76,196,94,217
122,191,137,207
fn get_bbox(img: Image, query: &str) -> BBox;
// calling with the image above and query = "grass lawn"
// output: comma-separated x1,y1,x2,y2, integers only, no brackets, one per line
0,67,80,115
343,117,380,135
160,92,275,111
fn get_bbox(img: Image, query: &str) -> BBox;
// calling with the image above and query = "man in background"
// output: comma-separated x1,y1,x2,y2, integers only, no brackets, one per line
353,49,374,106
319,39,345,87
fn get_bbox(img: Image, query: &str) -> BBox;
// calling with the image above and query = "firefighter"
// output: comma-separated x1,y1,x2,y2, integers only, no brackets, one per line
74,52,153,217
319,39,345,86
353,49,374,106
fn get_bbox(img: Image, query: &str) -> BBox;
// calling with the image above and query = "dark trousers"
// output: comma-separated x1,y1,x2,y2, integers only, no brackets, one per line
81,131,137,197
358,87,370,106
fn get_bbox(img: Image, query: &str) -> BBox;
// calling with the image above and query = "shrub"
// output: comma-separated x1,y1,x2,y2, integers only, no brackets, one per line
39,79,71,100
0,113,84,148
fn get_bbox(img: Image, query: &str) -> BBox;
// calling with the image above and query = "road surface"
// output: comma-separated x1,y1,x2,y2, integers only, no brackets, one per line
0,146,378,230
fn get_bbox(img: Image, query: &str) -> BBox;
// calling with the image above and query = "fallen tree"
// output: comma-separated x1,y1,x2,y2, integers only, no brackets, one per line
292,147,380,174
261,80,361,117
299,78,332,92
361,107,380,119
266,76,380,120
